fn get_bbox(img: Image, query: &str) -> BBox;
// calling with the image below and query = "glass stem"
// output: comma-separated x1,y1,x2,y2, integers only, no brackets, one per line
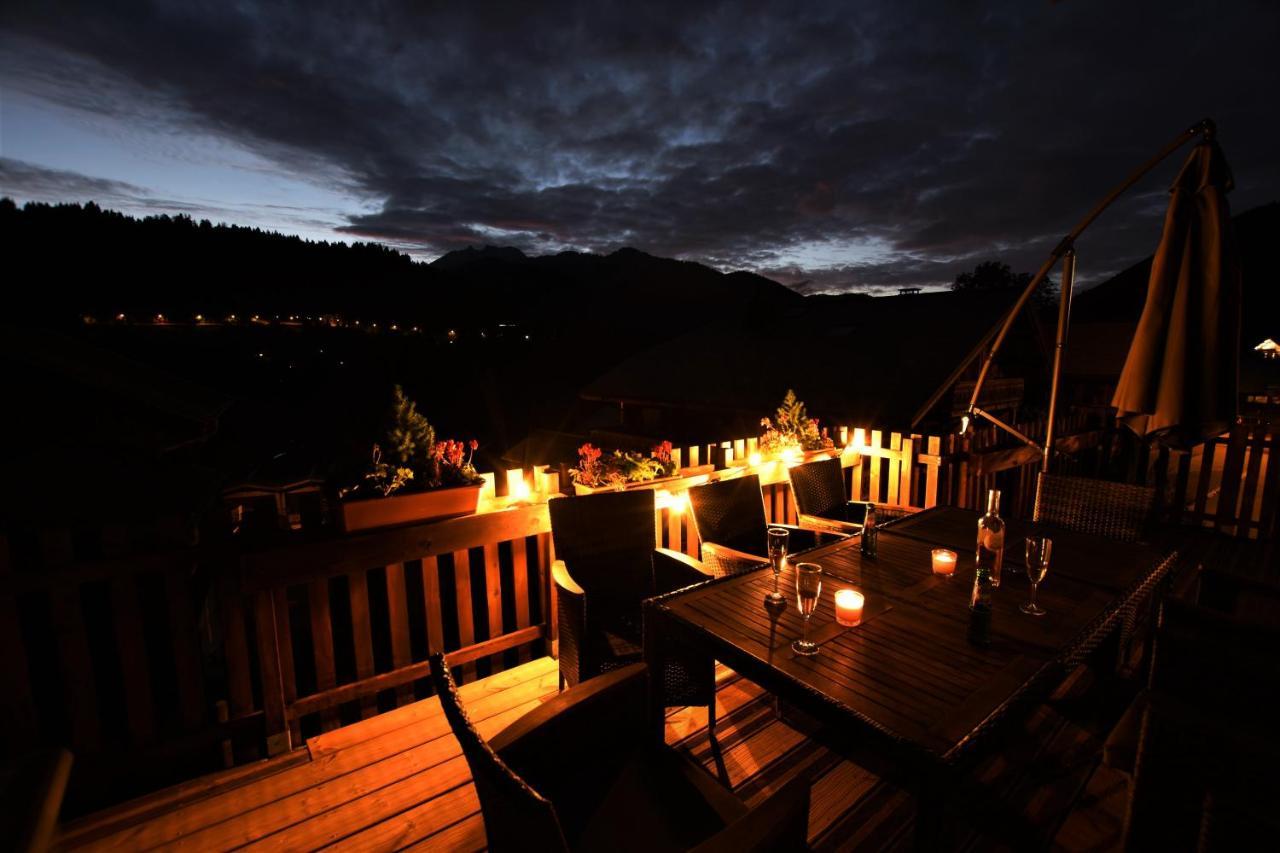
1030,583,1038,607
773,573,779,595
802,615,809,646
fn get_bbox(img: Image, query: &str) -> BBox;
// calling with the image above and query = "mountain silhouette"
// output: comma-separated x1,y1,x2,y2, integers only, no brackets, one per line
3,198,799,334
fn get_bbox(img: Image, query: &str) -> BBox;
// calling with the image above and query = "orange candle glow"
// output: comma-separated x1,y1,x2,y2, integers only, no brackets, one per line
931,548,957,577
834,589,865,627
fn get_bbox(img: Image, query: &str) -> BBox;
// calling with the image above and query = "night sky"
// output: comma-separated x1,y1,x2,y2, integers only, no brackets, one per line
2,1,1277,293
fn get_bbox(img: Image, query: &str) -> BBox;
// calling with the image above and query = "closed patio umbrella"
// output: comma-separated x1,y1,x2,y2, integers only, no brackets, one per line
1112,137,1241,448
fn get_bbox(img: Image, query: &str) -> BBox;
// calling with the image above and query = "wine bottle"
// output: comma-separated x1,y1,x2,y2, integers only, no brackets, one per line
861,502,878,558
969,558,994,646
976,488,1005,587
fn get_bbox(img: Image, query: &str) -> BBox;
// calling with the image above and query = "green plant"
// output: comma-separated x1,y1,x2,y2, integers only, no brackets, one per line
383,384,435,473
570,441,679,488
342,386,483,498
758,389,833,454
341,444,414,498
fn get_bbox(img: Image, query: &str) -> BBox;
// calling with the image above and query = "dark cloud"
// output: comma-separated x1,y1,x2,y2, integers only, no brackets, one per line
2,0,1277,291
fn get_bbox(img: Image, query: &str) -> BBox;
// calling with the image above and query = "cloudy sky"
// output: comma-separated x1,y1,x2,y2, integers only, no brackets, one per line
1,1,1276,293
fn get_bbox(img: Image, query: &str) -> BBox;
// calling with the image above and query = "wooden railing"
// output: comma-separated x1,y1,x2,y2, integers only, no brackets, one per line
232,424,945,756
4,417,1273,815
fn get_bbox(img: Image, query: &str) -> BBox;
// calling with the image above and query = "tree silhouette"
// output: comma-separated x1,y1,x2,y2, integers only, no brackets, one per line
951,260,1058,306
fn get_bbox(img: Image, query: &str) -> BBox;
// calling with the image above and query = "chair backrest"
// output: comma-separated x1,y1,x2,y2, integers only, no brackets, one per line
1123,600,1280,851
549,489,656,600
1034,472,1156,542
429,654,569,853
688,474,769,555
787,457,848,519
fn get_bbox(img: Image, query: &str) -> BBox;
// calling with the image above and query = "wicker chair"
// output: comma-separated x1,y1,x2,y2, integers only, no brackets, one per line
687,474,841,577
787,457,911,534
429,655,810,852
1120,599,1280,851
1033,472,1157,542
549,490,716,718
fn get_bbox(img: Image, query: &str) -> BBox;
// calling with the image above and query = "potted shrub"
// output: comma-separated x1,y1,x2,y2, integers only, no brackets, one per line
337,385,484,532
569,440,703,495
758,389,835,461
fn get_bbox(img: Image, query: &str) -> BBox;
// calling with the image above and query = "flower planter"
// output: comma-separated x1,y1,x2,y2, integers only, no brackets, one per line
338,482,483,532
571,465,715,496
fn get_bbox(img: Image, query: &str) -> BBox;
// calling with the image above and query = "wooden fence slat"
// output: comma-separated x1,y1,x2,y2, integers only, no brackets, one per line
869,430,883,503
346,571,378,718
253,590,289,755
1215,423,1249,534
666,507,680,553
166,569,206,731
1256,431,1280,541
307,578,340,731
222,590,254,723
0,537,37,749
110,574,155,745
540,534,556,658
452,550,475,682
683,512,700,559
512,539,530,663
385,563,414,706
887,433,902,506
1192,440,1217,525
271,586,300,745
1237,426,1268,536
924,436,941,508
421,556,445,655
49,581,100,752
900,435,914,507
482,544,503,673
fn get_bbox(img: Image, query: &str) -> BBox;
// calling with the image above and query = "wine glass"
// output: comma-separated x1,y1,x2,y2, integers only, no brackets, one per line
791,562,823,656
766,527,789,603
1022,536,1052,616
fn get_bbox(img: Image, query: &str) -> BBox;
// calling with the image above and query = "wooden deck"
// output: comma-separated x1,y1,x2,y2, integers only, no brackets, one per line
55,656,1126,851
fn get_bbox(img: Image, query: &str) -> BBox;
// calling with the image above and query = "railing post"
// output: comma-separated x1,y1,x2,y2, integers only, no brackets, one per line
252,588,291,755
1035,247,1077,523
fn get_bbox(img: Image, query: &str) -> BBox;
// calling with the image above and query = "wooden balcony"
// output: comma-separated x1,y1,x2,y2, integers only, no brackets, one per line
3,419,1274,848
53,653,1141,851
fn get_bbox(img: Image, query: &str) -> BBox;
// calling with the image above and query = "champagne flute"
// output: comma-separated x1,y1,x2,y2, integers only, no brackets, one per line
766,527,789,603
1021,536,1051,616
791,562,822,656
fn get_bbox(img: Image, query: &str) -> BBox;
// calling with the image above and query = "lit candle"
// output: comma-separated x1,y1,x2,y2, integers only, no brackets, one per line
931,548,957,577
834,589,865,627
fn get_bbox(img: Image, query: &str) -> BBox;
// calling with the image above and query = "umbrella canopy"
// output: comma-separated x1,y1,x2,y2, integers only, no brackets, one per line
1112,139,1241,448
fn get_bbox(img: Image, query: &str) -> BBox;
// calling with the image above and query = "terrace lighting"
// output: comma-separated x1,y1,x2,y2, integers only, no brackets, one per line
748,452,763,467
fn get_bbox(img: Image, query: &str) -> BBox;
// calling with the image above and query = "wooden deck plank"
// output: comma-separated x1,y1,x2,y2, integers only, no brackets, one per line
59,648,1122,853
307,657,555,756
60,660,558,851
237,700,543,852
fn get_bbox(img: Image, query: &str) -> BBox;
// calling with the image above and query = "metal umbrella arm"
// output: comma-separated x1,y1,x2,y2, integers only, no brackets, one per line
961,118,1217,484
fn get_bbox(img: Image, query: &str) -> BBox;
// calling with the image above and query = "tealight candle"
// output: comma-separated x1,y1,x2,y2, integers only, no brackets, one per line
834,589,865,627
931,548,957,577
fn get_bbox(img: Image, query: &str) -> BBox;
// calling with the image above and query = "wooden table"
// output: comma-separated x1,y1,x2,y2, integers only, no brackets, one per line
644,506,1176,850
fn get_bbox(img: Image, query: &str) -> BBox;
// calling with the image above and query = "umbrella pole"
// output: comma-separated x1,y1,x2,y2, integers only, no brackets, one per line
1034,249,1077,523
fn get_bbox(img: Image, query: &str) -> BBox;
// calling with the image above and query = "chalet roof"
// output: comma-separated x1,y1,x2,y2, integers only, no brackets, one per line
581,289,1023,430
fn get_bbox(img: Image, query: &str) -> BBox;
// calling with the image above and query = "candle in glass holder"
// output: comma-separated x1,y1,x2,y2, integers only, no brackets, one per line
834,589,865,626
931,548,957,577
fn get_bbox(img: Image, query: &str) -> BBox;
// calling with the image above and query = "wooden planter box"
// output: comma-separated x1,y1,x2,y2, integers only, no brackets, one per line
338,483,483,532
571,465,715,496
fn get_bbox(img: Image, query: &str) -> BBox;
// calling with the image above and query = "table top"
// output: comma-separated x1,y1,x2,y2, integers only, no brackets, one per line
653,506,1175,764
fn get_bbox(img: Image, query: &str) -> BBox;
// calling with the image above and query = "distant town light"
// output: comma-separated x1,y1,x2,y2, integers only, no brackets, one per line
1257,338,1279,359
116,313,126,321
194,314,204,322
